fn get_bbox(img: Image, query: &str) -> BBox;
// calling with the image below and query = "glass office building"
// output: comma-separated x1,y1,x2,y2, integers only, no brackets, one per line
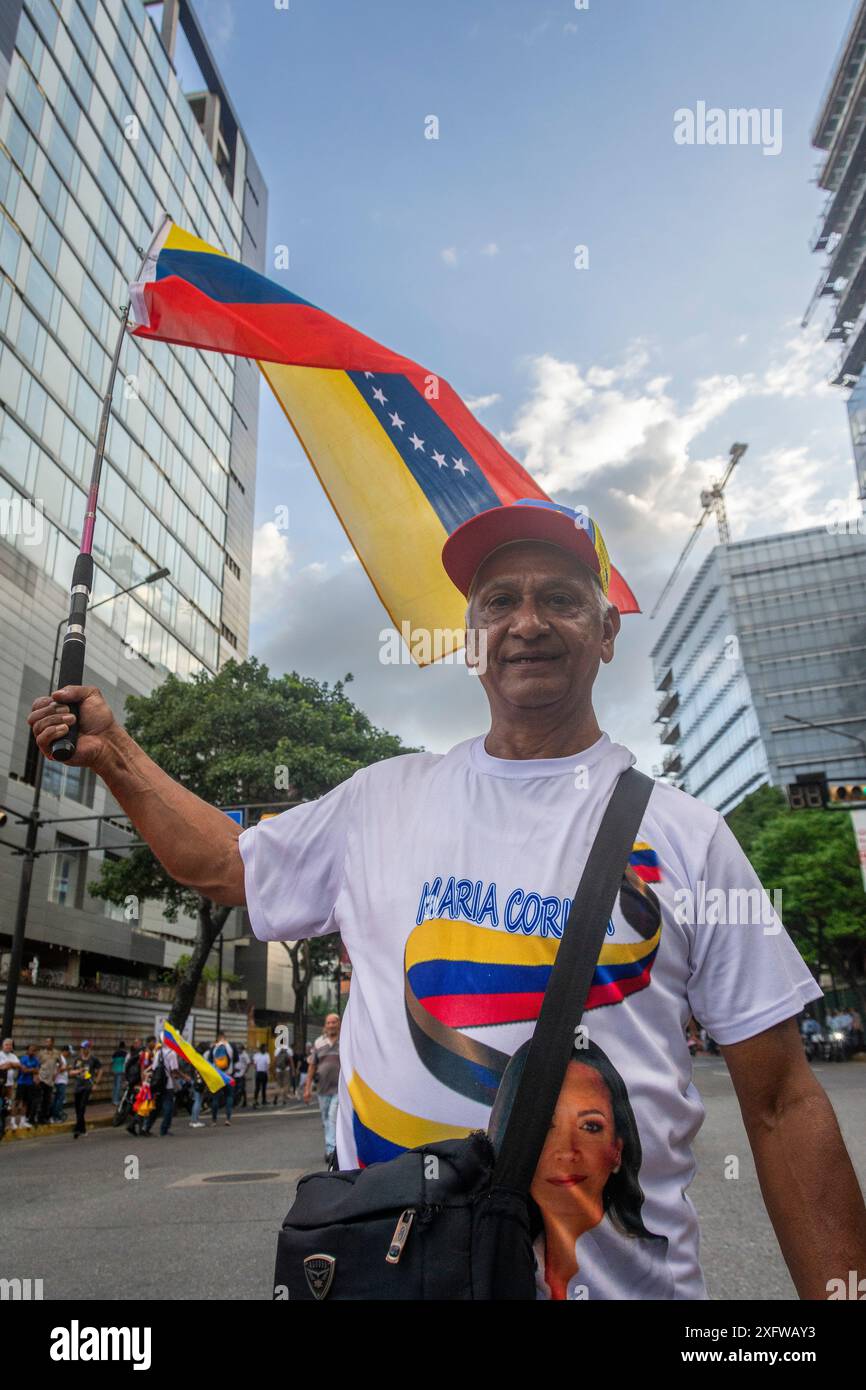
0,0,266,1003
650,527,866,814
807,0,866,501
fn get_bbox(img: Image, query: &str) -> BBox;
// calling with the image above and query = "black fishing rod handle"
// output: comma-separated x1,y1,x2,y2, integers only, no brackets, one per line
51,553,93,762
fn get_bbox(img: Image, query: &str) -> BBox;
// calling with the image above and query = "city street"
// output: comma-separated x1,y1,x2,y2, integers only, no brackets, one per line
1,1059,863,1301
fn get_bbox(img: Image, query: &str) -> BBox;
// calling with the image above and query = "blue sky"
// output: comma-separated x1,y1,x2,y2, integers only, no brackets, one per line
189,0,858,767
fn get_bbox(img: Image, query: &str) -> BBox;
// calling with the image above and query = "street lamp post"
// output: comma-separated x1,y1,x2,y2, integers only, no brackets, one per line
782,713,866,760
1,567,169,1040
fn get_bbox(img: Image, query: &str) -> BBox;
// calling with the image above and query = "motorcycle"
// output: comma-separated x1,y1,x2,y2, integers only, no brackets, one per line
800,1022,826,1062
827,1025,853,1062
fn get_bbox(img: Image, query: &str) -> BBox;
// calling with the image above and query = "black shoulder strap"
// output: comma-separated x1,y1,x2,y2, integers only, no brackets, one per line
492,767,654,1194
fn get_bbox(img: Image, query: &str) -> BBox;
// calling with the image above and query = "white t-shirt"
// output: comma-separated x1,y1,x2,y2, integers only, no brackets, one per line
2,1052,20,1087
239,732,821,1301
254,1052,271,1073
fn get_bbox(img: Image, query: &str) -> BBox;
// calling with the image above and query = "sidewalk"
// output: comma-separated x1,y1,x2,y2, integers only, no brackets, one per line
2,1093,311,1142
2,1100,117,1142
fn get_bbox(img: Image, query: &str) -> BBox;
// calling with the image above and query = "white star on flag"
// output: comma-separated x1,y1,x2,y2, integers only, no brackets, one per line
452,457,468,476
409,432,425,451
389,411,405,430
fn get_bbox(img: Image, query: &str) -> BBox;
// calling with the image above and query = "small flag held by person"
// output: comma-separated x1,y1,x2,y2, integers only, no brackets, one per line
129,218,639,663
161,1021,234,1094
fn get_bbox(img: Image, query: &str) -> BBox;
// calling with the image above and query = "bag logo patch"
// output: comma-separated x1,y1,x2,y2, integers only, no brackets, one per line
303,1254,335,1299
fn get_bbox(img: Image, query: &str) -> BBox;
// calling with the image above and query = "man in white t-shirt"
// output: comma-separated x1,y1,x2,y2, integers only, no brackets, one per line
27,498,866,1300
1,1038,21,1132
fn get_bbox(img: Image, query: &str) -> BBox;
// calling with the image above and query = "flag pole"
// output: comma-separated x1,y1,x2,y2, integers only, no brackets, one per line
50,301,130,761
50,214,170,761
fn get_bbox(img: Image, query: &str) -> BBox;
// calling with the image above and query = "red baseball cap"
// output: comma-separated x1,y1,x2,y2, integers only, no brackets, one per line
441,499,612,598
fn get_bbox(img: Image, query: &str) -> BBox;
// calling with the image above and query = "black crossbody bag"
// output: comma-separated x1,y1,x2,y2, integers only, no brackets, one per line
274,767,654,1301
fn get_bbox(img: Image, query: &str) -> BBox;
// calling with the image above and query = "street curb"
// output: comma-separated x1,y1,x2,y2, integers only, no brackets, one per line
2,1112,116,1142
2,1099,315,1142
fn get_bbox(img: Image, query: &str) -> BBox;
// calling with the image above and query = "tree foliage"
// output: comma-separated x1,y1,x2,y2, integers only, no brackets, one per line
726,786,866,1015
88,657,418,1029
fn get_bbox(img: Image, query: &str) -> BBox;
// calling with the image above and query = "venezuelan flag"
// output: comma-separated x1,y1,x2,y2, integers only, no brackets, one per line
129,217,639,663
161,1021,234,1094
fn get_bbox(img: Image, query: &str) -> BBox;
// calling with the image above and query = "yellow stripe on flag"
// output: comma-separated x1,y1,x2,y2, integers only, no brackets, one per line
163,223,227,258
259,361,468,663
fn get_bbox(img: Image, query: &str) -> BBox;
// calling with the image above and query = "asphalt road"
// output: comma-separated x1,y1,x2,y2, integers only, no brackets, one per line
1,1098,325,1301
1,1060,864,1301
691,1054,866,1299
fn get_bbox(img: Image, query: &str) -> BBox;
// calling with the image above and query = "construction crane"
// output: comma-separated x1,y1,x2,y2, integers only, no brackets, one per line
650,443,748,620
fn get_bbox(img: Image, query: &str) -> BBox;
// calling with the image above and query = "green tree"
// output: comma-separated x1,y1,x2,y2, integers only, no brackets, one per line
745,810,866,1021
725,783,787,858
88,657,416,1029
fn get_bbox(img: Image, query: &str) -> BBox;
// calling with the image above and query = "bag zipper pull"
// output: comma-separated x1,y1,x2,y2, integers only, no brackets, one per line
385,1208,415,1264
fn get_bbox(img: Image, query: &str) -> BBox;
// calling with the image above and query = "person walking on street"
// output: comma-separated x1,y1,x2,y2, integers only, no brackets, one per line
123,1038,146,1135
143,1039,180,1137
16,1044,40,1128
1,1039,21,1132
110,1040,127,1106
69,1042,102,1138
189,1056,207,1128
253,1043,270,1107
233,1043,250,1107
51,1046,70,1122
304,1014,341,1165
37,1036,60,1125
209,1033,236,1125
273,1043,291,1105
291,1046,304,1099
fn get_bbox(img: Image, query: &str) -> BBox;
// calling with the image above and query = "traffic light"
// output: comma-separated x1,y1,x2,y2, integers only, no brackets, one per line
827,783,866,805
786,772,828,810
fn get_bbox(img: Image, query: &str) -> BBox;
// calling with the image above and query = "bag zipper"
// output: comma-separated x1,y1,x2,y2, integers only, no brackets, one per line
385,1208,416,1264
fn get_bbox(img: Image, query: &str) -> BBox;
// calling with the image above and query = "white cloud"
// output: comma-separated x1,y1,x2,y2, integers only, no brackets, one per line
465,392,501,412
252,521,292,583
481,242,499,257
440,247,458,267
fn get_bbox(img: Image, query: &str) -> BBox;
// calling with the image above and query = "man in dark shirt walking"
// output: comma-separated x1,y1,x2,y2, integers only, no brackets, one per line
304,1014,341,1165
70,1042,102,1139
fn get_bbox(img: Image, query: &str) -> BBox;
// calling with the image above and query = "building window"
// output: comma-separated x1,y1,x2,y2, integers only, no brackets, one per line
220,621,238,649
224,550,240,579
41,760,94,807
103,851,128,922
48,833,86,908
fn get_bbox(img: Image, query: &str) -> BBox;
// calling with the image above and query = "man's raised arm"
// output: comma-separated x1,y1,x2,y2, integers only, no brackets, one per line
28,684,246,906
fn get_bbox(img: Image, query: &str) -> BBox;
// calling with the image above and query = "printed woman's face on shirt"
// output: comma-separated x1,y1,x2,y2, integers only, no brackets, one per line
530,1061,623,1231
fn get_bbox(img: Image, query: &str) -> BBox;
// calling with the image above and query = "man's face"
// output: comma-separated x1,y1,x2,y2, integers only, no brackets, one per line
324,1014,340,1038
466,541,619,715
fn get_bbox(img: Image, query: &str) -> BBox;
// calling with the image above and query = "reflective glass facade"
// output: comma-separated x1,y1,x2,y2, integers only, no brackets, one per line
0,0,265,985
0,0,263,677
651,528,866,814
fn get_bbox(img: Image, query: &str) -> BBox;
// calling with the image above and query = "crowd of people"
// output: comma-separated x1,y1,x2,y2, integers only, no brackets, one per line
1,1035,102,1136
1,1018,343,1151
